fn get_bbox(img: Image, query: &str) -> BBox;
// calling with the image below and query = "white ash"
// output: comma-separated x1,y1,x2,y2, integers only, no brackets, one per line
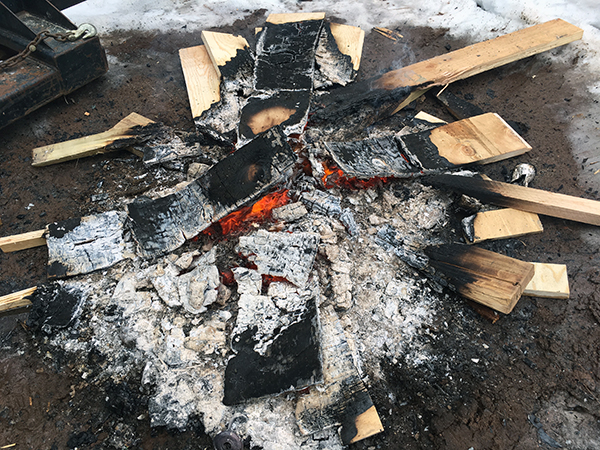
271,201,308,222
237,229,320,288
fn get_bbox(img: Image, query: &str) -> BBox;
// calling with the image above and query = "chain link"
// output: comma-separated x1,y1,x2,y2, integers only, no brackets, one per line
0,24,97,70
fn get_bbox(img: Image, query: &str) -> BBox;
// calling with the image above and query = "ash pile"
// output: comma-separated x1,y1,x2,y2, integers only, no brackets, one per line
1,12,586,450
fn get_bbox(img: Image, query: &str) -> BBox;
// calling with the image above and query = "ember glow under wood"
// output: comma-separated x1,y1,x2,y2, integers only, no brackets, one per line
424,244,535,314
223,269,322,405
296,306,383,445
425,174,600,226
46,211,132,278
128,126,296,257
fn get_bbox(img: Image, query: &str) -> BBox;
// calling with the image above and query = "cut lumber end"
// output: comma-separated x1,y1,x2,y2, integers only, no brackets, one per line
179,45,221,119
0,229,47,253
266,12,326,24
348,405,384,444
469,208,543,243
201,30,250,77
0,286,37,313
329,22,365,71
523,262,569,299
31,112,155,167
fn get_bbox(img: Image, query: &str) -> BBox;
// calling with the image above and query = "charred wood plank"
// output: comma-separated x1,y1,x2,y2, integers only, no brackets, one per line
314,22,363,88
431,88,485,120
424,174,600,227
127,126,296,257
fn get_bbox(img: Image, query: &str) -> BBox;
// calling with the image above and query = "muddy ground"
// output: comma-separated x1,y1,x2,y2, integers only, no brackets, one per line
2,10,600,450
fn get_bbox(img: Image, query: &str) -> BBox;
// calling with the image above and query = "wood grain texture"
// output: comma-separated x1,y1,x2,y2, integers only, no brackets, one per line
200,30,249,77
425,175,600,226
31,113,154,167
376,19,582,113
266,12,326,24
425,244,535,314
0,286,36,313
329,22,365,71
349,405,384,444
179,45,220,119
0,229,46,253
470,208,543,243
430,113,531,165
523,262,569,299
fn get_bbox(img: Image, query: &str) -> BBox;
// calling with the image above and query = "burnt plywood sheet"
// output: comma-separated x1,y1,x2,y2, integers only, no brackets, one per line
46,211,132,278
314,22,360,88
296,306,383,445
223,272,322,405
128,127,296,257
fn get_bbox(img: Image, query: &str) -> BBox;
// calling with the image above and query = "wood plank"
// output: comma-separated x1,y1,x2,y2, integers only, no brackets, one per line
179,45,220,119
0,286,36,313
523,262,569,299
200,31,250,79
425,174,600,227
465,208,543,243
0,229,46,253
425,244,535,314
31,113,154,167
377,19,583,114
329,22,365,71
266,12,326,24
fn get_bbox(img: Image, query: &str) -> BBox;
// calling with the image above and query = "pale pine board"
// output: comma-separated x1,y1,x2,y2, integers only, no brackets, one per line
0,286,36,313
329,22,365,71
523,262,569,299
200,31,249,78
470,208,543,243
32,112,154,167
431,113,532,166
266,12,326,24
179,45,220,119
0,229,46,253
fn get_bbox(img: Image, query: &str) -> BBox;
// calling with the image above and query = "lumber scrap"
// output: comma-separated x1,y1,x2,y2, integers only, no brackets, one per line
424,174,600,227
310,19,582,131
314,22,363,88
296,306,383,444
324,112,530,179
329,23,364,72
523,263,569,299
179,45,220,120
463,208,543,244
0,286,36,314
200,31,252,80
266,12,326,24
31,113,155,167
0,229,46,253
424,244,535,314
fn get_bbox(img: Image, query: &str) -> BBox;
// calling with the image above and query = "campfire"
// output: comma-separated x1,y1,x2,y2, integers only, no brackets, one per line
1,12,591,450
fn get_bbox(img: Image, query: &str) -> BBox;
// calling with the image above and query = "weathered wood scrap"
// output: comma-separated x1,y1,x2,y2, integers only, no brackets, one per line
324,112,530,179
424,174,600,227
523,262,569,299
310,19,582,131
201,31,252,79
0,229,46,253
31,113,155,167
424,244,535,314
0,286,36,313
463,208,544,243
46,211,133,278
296,306,383,445
127,126,296,257
178,45,221,120
314,22,364,88
223,271,322,405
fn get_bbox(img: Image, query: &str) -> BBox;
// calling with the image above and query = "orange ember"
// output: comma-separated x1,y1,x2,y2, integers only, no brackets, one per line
203,190,290,237
321,161,390,189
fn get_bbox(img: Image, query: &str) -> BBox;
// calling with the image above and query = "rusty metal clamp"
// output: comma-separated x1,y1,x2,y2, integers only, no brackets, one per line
67,23,97,41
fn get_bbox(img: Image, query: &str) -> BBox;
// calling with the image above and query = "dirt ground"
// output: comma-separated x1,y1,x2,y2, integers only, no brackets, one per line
2,10,600,450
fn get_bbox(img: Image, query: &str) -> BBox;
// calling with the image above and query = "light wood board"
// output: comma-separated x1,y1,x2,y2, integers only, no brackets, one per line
179,45,221,119
329,22,365,71
430,113,532,165
371,19,583,114
469,208,543,243
200,30,249,78
523,262,569,299
266,12,326,24
0,229,46,253
426,175,600,227
0,286,36,313
31,112,154,167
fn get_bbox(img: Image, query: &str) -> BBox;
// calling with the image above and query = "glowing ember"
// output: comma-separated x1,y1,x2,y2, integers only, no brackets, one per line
203,190,291,237
321,161,390,189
